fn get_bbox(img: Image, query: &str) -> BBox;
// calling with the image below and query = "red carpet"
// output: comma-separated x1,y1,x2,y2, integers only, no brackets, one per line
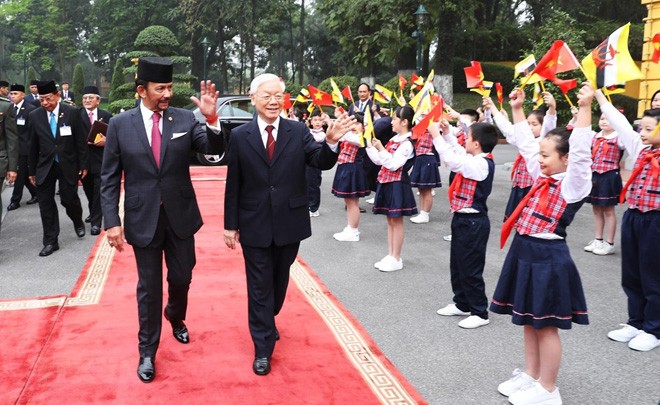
2,167,424,404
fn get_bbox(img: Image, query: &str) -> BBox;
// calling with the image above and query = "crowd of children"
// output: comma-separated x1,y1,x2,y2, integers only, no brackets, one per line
294,80,658,405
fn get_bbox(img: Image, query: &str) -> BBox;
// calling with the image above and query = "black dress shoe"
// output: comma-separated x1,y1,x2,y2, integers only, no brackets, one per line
90,226,101,236
26,196,38,205
253,357,271,375
164,310,189,344
137,356,155,383
75,225,85,237
6,202,20,211
39,244,59,257
84,215,91,223
359,207,366,213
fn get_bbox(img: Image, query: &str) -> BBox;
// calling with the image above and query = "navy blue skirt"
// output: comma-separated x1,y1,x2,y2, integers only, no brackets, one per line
490,233,589,329
586,170,622,206
373,181,418,217
331,163,371,198
503,185,531,222
410,154,442,188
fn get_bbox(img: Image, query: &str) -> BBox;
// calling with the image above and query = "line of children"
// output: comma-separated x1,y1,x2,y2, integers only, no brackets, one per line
594,89,660,352
365,106,417,272
331,112,370,242
490,84,595,405
583,112,624,255
429,119,499,329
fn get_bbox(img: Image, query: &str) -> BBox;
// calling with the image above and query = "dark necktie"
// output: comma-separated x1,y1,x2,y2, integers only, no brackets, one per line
15,105,19,116
266,125,276,160
152,112,162,168
500,177,556,248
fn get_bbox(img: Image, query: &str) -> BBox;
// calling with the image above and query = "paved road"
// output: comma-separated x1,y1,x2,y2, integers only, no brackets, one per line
1,144,658,404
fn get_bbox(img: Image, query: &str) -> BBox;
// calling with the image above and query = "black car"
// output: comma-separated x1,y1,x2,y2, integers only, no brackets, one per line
191,95,253,165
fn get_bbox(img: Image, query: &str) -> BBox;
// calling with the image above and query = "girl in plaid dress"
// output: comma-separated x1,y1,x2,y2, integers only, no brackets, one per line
490,84,595,405
408,127,442,224
583,113,624,256
365,106,417,272
594,90,660,353
331,113,370,242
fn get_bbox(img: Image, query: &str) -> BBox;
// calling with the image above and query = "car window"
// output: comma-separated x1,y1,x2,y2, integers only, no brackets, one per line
218,100,254,118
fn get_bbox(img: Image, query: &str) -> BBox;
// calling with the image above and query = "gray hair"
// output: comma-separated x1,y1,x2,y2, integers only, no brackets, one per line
249,73,285,94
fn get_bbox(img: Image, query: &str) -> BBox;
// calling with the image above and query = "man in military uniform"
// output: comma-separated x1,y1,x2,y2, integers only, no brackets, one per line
0,92,19,236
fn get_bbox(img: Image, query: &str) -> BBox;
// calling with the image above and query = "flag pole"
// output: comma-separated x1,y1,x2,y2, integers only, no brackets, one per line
539,80,546,92
606,93,613,104
563,93,575,108
519,73,534,91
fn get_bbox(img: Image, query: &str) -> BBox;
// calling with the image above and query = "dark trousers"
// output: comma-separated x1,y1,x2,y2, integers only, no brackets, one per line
10,154,37,204
36,162,84,245
81,172,102,227
133,206,196,357
449,213,490,318
305,165,322,212
242,241,300,358
621,209,660,338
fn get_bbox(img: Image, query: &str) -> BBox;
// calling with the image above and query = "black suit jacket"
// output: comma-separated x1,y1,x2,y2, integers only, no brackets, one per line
24,94,40,107
224,117,338,248
100,106,225,248
15,101,36,156
61,90,74,103
80,108,113,174
27,102,87,186
348,99,373,115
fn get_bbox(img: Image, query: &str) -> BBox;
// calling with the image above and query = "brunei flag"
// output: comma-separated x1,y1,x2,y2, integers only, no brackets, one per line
603,83,626,95
373,84,393,104
532,82,544,109
581,23,642,89
330,78,344,104
470,81,494,97
515,54,543,85
296,88,311,103
360,108,375,147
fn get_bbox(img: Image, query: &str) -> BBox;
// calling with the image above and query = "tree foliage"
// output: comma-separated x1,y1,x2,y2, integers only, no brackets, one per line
72,63,84,96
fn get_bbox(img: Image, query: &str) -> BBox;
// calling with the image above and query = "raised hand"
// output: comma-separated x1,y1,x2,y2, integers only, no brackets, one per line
190,81,220,123
325,113,355,144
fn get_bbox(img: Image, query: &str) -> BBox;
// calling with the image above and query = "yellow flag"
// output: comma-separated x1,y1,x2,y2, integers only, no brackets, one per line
361,108,374,147
409,82,433,111
470,81,494,97
533,82,544,109
307,103,315,114
330,78,344,104
581,23,642,89
373,84,393,104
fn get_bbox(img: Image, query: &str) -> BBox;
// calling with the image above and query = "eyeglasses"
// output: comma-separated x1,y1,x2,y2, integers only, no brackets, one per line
256,93,284,102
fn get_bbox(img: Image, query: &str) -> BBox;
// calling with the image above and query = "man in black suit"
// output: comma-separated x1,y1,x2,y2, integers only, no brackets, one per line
7,84,38,210
101,57,225,383
348,82,374,115
0,80,9,98
224,73,351,376
79,86,112,235
28,80,88,256
0,95,19,236
60,82,74,103
24,80,40,107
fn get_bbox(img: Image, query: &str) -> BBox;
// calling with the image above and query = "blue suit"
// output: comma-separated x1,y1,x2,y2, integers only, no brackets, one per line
224,116,337,357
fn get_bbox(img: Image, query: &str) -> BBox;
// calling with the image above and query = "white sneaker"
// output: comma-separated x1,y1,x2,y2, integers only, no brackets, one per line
583,239,603,252
374,255,394,268
498,369,537,397
432,189,436,196
365,197,375,204
508,381,561,405
628,331,660,352
593,242,615,255
607,324,641,343
436,303,470,316
333,227,359,242
377,257,403,272
410,212,429,224
458,315,490,329
443,234,452,242
309,210,320,217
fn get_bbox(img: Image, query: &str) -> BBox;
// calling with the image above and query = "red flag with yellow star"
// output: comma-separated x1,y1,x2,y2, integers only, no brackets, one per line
533,40,580,82
652,33,660,63
463,61,484,89
412,97,444,140
307,85,333,106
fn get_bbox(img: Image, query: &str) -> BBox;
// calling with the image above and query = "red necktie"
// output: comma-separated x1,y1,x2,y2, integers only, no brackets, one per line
511,154,524,180
152,112,162,168
591,137,610,160
266,125,276,160
500,177,556,248
619,149,660,204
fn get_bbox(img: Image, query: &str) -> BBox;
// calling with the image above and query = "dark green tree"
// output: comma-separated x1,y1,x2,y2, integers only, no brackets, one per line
72,63,85,98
